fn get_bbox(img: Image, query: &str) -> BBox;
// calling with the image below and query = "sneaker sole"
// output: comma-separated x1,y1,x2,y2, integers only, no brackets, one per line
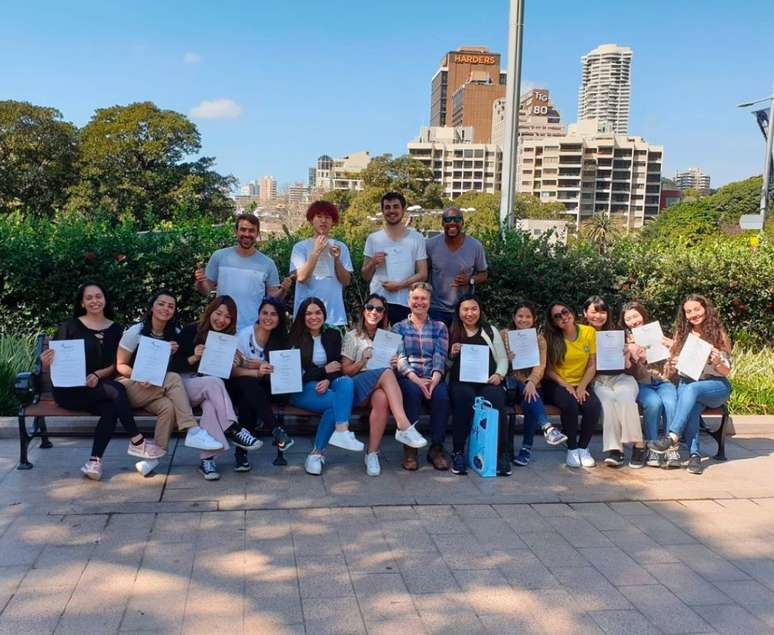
233,465,252,473
127,447,166,459
546,436,568,446
450,469,467,475
628,462,646,469
185,441,224,451
198,470,221,481
229,439,263,451
395,435,428,449
513,459,529,466
81,469,101,481
135,461,158,477
604,460,624,468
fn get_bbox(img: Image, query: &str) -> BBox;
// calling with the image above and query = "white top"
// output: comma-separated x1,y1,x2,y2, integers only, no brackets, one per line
290,238,353,326
235,325,265,362
342,329,373,363
363,228,427,307
118,322,175,352
312,335,327,367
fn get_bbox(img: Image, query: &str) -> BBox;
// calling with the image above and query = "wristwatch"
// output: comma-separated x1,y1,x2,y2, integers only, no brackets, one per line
469,277,475,287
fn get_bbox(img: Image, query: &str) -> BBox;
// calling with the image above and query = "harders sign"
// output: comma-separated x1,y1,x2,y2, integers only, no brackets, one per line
453,53,497,65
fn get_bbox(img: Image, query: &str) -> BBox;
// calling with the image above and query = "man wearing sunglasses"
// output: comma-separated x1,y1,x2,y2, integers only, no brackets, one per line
426,207,488,326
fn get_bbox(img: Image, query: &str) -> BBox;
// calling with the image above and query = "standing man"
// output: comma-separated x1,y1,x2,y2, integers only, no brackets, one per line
426,207,488,326
362,192,428,325
290,200,353,326
195,213,292,331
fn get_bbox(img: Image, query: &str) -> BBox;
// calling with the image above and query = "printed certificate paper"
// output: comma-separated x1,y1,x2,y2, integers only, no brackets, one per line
49,339,86,387
631,321,670,364
677,333,713,381
198,331,238,379
460,344,489,383
507,329,540,370
366,329,402,370
385,245,413,283
595,330,626,371
269,349,303,395
130,336,171,387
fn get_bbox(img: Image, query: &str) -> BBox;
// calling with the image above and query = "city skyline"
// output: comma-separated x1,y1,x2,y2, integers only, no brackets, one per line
2,0,772,190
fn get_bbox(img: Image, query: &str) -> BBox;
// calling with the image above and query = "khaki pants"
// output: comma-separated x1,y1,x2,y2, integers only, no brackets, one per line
118,372,197,450
595,373,643,452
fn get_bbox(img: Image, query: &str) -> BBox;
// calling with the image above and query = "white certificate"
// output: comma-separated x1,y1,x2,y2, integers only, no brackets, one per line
631,321,670,364
367,329,402,370
49,339,86,387
198,331,238,379
595,330,626,371
385,245,413,282
507,329,540,370
460,344,490,383
130,336,171,387
676,333,713,381
269,349,303,395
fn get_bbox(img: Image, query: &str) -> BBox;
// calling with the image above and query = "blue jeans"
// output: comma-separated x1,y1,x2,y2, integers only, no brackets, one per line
289,377,355,451
512,381,549,447
669,377,731,455
398,376,450,446
637,380,677,441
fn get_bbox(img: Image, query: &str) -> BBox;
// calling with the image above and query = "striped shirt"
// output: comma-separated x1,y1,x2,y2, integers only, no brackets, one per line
393,316,448,379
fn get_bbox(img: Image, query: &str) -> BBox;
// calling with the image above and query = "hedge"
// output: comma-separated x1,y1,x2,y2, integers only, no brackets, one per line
0,214,772,344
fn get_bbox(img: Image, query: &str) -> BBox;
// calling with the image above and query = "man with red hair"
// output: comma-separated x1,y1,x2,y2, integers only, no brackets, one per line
290,201,353,326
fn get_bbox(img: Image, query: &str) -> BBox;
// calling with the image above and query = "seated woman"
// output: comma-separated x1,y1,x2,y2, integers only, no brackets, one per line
542,301,602,468
40,282,165,480
447,294,510,476
116,289,222,476
171,295,262,481
231,296,294,473
582,296,647,469
620,301,678,469
648,294,732,475
393,282,451,471
341,293,427,477
288,297,361,476
501,300,567,467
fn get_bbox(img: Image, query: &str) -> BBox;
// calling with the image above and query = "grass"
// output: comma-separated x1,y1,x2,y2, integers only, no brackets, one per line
0,335,772,416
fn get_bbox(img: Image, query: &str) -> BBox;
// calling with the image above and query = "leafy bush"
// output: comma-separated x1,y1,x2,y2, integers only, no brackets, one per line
729,347,774,415
0,333,36,415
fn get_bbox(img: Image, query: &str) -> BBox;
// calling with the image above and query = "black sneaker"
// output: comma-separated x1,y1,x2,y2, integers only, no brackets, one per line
233,447,251,472
629,446,647,469
648,435,678,453
198,458,220,481
272,426,295,451
686,453,703,475
226,426,263,451
450,451,467,475
497,453,513,476
604,450,625,468
663,447,682,469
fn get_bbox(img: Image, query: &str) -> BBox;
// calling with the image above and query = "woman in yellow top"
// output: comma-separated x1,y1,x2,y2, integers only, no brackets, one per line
542,301,602,468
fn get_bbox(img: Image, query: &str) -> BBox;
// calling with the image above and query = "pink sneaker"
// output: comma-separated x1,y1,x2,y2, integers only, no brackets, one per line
127,439,166,460
81,458,103,480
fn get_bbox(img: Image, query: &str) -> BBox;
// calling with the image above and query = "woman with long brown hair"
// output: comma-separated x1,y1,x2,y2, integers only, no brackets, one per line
648,294,732,475
171,295,262,480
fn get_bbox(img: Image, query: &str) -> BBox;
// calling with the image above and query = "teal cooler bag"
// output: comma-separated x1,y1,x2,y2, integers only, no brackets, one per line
466,396,499,477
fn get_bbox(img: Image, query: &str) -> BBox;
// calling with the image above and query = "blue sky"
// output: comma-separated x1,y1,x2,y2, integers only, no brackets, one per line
2,0,772,189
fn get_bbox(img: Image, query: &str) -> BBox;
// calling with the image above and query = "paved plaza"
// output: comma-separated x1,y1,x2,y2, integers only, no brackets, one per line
1,423,774,634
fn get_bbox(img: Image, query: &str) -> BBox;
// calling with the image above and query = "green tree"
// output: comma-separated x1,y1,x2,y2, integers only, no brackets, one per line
583,212,620,255
0,101,79,216
68,101,234,226
641,199,720,245
321,189,355,213
452,191,500,235
515,194,567,220
361,154,448,210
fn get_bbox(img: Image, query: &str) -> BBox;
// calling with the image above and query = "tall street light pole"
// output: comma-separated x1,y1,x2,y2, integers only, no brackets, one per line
499,0,525,235
737,82,774,230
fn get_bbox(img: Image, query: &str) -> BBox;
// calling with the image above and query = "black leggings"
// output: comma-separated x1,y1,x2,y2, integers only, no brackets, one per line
541,379,601,450
53,379,139,458
449,382,509,455
228,376,276,433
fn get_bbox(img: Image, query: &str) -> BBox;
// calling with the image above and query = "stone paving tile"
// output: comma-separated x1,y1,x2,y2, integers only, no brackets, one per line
666,544,750,582
493,504,553,532
618,585,714,634
365,616,427,635
519,531,588,568
396,554,460,595
729,558,774,591
714,578,774,606
628,515,698,546
580,546,658,586
547,515,615,548
551,566,633,611
302,596,366,635
693,603,772,634
351,572,415,622
644,563,728,606
588,609,662,634
609,502,657,516
570,503,632,531
0,588,74,635
491,549,561,589
297,554,355,599
411,592,488,635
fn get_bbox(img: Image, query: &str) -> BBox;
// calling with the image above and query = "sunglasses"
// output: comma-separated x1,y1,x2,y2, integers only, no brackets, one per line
551,308,572,321
365,304,385,314
442,215,463,224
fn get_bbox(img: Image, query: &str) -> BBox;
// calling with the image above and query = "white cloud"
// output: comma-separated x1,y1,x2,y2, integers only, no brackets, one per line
190,99,243,119
183,51,202,64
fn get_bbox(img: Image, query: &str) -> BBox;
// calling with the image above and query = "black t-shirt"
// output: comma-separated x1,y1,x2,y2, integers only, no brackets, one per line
170,323,199,374
55,318,123,375
450,327,496,383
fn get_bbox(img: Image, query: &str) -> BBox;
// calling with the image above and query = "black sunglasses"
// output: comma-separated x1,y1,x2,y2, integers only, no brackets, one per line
365,304,385,314
552,308,572,321
442,215,463,224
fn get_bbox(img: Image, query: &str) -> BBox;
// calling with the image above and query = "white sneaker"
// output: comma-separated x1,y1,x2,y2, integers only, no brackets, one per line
566,449,581,468
578,448,596,467
328,430,365,452
365,452,381,477
135,459,159,477
304,453,324,475
184,427,223,451
395,423,428,449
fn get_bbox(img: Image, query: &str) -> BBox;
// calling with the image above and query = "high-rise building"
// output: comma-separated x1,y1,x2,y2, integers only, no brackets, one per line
407,126,501,199
578,44,632,134
491,88,565,148
288,181,311,206
312,151,371,192
239,180,259,196
674,167,711,195
430,46,505,140
517,119,662,229
259,176,277,203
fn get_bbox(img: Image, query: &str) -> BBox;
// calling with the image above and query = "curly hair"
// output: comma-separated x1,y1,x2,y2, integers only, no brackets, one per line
671,294,729,353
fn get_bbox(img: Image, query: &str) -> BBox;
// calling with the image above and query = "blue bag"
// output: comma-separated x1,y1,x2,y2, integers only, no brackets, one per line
467,396,499,477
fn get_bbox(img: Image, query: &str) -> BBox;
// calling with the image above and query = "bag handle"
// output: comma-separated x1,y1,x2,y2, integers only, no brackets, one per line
473,396,493,410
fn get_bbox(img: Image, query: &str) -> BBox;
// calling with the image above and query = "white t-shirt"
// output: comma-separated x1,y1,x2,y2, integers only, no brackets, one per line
118,322,175,352
235,325,265,362
205,247,280,331
290,238,353,326
363,228,427,307
312,336,327,367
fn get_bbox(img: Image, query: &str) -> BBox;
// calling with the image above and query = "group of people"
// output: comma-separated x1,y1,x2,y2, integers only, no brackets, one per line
42,192,733,481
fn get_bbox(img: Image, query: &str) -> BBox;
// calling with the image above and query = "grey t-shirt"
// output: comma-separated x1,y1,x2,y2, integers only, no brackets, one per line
426,234,488,313
205,247,280,331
